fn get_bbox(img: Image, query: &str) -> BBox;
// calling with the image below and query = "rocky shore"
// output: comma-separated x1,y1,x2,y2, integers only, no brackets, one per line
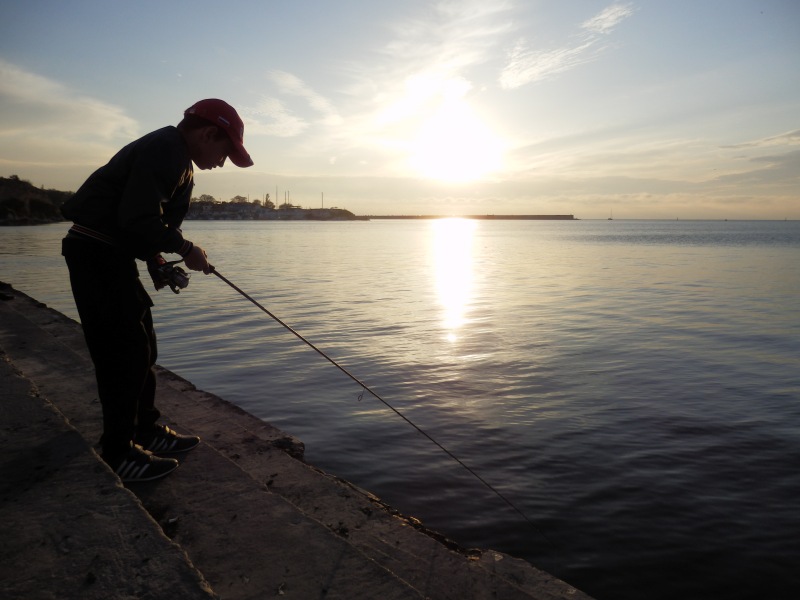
0,282,592,599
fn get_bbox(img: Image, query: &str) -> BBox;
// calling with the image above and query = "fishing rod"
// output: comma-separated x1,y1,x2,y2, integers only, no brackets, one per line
209,265,555,549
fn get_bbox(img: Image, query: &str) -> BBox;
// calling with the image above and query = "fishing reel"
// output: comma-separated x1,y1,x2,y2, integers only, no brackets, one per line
151,258,190,294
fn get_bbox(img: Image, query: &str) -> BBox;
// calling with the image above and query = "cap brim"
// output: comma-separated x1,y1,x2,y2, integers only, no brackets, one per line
229,141,254,168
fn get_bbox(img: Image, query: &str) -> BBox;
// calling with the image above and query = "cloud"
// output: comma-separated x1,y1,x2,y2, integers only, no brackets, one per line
713,149,800,191
499,3,634,89
0,59,139,176
721,129,800,149
245,69,345,142
0,59,138,142
582,3,635,34
499,39,596,89
382,0,514,74
248,96,308,138
269,70,342,126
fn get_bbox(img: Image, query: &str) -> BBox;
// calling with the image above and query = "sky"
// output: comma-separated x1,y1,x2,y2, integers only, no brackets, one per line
1,0,798,219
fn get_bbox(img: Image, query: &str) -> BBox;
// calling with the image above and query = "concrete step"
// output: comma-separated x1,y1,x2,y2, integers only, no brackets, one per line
0,352,216,600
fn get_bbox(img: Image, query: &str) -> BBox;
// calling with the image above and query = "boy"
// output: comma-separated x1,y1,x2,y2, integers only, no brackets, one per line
61,99,253,482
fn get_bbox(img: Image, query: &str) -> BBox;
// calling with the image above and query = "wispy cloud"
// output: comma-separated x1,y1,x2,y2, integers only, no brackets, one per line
247,97,308,138
582,3,635,34
499,39,596,90
0,59,138,173
721,129,800,149
247,70,343,140
712,149,800,194
371,4,513,114
381,0,514,75
0,59,138,142
269,70,343,126
499,3,634,89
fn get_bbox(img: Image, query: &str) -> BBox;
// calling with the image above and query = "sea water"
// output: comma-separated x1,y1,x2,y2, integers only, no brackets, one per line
2,219,799,600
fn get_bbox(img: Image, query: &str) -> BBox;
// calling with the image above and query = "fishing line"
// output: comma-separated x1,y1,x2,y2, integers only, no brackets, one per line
210,266,555,551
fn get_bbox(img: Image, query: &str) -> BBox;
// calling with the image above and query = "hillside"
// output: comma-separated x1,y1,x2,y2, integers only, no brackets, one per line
0,176,71,225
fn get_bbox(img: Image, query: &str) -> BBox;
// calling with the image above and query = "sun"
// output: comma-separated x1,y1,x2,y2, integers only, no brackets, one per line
408,96,504,183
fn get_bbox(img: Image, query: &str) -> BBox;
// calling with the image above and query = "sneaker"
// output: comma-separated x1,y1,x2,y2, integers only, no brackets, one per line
136,424,200,455
108,445,179,482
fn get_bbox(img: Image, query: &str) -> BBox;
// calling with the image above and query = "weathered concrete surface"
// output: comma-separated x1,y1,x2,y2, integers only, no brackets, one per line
0,330,216,599
0,282,593,600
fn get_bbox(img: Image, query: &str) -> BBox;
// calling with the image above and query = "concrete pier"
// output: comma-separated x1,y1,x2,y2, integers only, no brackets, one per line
0,282,592,600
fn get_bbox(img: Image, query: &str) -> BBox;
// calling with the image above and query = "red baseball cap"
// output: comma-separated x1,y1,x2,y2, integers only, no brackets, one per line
184,99,254,168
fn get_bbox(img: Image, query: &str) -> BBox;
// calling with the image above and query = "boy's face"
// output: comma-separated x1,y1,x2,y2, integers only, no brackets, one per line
191,127,233,170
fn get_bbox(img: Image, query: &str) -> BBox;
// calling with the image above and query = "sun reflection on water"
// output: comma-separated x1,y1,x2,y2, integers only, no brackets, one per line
430,218,476,342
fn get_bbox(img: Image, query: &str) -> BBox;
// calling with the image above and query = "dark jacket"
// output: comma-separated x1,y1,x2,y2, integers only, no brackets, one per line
61,126,194,260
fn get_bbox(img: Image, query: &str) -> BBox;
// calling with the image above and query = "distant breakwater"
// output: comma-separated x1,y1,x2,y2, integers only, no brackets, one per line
366,214,577,220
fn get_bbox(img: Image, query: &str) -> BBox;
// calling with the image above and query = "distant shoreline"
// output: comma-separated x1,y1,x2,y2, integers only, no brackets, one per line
365,214,577,220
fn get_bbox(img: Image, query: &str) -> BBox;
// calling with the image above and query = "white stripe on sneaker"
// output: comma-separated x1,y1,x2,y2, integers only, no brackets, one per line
129,463,150,480
111,448,178,482
146,438,176,452
116,459,143,480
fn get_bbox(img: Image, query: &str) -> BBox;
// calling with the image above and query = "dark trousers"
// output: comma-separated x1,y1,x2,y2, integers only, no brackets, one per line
62,236,161,459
